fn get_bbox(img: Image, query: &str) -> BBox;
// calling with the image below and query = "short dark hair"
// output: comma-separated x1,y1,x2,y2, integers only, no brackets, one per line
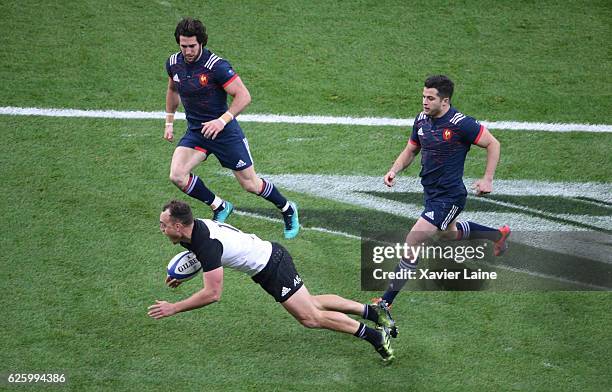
424,75,454,100
175,17,208,46
162,200,194,225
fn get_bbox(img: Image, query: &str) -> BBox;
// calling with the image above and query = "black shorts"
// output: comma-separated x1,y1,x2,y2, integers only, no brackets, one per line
252,243,304,303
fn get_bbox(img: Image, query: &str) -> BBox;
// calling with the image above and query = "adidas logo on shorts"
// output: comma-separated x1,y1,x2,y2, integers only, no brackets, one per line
425,211,435,220
236,160,246,169
281,287,291,297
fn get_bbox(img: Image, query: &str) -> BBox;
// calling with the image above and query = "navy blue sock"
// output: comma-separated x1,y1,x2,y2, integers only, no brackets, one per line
258,178,290,210
456,221,501,241
382,258,418,305
182,173,216,205
353,322,383,347
362,304,379,324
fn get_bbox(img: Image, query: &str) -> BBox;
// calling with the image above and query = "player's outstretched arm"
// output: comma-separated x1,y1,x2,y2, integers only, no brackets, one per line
148,267,224,319
473,127,500,195
384,142,420,187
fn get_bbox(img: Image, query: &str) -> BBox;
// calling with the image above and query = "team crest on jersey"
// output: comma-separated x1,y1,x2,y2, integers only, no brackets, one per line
198,74,208,86
442,128,454,141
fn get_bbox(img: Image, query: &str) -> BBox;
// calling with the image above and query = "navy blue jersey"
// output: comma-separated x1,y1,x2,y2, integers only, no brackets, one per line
166,48,240,132
409,107,484,201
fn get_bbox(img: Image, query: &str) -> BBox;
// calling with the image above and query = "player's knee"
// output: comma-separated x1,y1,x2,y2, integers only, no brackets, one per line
310,296,324,310
297,316,321,329
169,171,188,188
294,309,322,329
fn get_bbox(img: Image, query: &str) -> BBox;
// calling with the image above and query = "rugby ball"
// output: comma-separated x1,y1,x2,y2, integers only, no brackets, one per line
167,251,202,282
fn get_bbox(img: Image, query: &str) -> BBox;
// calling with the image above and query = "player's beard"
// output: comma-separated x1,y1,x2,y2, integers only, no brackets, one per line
185,46,202,63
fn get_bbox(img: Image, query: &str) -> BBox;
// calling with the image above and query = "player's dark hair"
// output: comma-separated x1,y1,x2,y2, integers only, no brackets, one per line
162,200,194,226
175,17,208,46
424,75,454,100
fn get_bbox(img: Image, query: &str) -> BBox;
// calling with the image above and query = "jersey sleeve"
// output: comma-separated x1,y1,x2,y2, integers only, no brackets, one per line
192,240,223,272
190,220,223,272
458,116,485,145
409,117,421,146
212,59,239,88
165,58,172,77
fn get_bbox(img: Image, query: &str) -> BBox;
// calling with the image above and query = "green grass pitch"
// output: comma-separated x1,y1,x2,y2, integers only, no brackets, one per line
1,1,611,391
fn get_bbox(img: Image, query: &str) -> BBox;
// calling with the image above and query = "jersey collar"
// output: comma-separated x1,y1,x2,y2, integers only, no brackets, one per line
431,106,455,124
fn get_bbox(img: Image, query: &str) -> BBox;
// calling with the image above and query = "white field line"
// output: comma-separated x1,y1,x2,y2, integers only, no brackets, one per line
477,263,611,291
467,195,612,231
233,210,361,240
1,106,611,133
571,197,612,208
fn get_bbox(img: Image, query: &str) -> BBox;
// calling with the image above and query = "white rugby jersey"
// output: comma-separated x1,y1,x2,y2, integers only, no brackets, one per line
180,219,272,276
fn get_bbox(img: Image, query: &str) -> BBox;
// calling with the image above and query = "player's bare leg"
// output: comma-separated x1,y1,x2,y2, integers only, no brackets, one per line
233,165,263,193
282,286,359,333
282,286,394,362
310,294,364,315
406,217,441,244
169,147,207,189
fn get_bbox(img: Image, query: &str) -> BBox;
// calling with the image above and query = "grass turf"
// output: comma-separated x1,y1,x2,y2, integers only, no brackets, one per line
1,116,610,390
0,1,611,390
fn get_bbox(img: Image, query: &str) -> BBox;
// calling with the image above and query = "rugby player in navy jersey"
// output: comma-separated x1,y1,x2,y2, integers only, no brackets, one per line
148,200,395,363
373,75,511,309
163,18,299,239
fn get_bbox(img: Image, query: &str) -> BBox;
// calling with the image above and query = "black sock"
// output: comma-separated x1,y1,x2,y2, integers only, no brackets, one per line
353,322,383,347
362,304,379,324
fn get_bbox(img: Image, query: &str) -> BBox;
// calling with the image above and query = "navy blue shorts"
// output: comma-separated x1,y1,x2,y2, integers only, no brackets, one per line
177,127,253,171
421,198,466,230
